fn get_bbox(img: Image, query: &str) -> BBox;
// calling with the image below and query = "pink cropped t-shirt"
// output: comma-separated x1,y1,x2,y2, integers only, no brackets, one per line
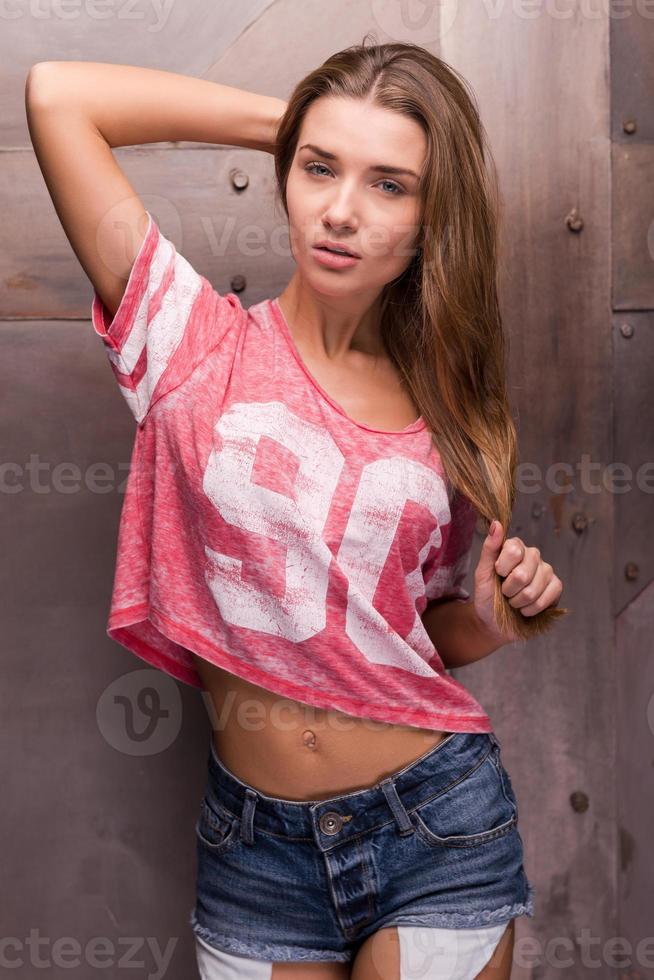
90,211,492,732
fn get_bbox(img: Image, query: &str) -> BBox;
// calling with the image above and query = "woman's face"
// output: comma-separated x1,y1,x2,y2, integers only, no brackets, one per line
284,96,427,300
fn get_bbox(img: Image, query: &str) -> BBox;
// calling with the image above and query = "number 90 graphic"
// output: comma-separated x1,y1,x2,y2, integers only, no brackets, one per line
202,402,453,678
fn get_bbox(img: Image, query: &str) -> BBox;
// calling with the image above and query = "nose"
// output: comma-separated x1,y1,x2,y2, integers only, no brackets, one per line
322,182,359,233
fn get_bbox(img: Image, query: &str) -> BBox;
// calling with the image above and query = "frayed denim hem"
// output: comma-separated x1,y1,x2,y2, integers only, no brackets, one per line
189,909,352,964
362,882,536,933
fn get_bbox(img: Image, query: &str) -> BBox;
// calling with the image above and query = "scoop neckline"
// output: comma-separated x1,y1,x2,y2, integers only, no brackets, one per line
270,298,426,436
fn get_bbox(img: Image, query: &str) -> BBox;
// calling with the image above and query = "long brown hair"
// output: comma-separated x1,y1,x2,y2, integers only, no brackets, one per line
273,36,567,642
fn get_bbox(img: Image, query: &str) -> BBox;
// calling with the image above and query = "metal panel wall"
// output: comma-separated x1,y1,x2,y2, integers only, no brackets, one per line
2,2,651,978
611,7,654,978
442,6,616,979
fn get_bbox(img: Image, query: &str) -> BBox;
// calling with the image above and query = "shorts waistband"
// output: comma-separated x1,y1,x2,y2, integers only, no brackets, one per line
203,730,499,852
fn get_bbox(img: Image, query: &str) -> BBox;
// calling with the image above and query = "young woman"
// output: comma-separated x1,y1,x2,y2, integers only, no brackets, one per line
26,39,565,980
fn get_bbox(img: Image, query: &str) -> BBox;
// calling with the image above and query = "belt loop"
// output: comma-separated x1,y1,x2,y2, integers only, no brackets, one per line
381,778,415,837
486,732,500,758
239,788,258,845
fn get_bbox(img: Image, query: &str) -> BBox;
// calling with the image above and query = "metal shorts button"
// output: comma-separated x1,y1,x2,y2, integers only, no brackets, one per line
319,811,344,835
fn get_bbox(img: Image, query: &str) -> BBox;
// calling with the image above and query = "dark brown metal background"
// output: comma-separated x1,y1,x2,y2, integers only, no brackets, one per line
2,3,652,978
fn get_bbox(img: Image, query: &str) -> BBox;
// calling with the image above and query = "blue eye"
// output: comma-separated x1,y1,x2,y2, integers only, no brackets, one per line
378,179,403,196
305,162,331,177
304,162,404,196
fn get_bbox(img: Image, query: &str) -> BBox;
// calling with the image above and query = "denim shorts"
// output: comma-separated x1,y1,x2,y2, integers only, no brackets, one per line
189,729,535,964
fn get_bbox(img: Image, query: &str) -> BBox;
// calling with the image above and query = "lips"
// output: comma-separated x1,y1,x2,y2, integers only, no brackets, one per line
313,240,361,259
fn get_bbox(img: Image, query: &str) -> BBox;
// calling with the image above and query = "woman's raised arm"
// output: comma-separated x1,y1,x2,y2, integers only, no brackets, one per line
25,61,286,316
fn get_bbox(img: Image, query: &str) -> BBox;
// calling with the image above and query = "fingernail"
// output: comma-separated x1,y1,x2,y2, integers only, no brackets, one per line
489,520,497,535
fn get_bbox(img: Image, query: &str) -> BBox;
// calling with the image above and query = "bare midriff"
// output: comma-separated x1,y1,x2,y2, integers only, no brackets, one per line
190,655,450,802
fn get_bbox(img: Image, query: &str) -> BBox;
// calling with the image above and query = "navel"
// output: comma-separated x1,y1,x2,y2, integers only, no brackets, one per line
301,729,318,750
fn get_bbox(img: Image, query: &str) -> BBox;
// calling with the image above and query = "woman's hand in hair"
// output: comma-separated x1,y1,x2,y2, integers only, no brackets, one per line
472,520,564,644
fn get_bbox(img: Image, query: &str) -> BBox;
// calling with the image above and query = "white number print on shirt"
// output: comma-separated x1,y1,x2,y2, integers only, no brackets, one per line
202,400,454,677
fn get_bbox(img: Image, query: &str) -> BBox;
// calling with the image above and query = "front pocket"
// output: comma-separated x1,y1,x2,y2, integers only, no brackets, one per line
195,796,240,854
411,749,518,848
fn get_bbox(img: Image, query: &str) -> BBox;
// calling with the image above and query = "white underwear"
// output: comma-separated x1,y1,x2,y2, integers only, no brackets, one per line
195,921,508,979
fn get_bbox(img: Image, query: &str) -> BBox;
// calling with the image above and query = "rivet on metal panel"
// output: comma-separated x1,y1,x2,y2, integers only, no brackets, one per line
624,562,639,582
230,169,249,191
571,512,588,534
565,208,584,233
570,791,589,813
622,119,637,135
619,322,634,339
230,274,246,293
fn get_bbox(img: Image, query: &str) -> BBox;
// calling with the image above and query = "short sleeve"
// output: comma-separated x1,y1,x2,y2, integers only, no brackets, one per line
91,210,242,425
423,488,479,604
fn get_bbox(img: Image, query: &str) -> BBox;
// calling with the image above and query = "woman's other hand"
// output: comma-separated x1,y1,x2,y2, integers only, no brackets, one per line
472,520,564,644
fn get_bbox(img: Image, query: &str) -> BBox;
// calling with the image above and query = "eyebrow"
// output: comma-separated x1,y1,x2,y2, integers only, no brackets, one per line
298,143,419,180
